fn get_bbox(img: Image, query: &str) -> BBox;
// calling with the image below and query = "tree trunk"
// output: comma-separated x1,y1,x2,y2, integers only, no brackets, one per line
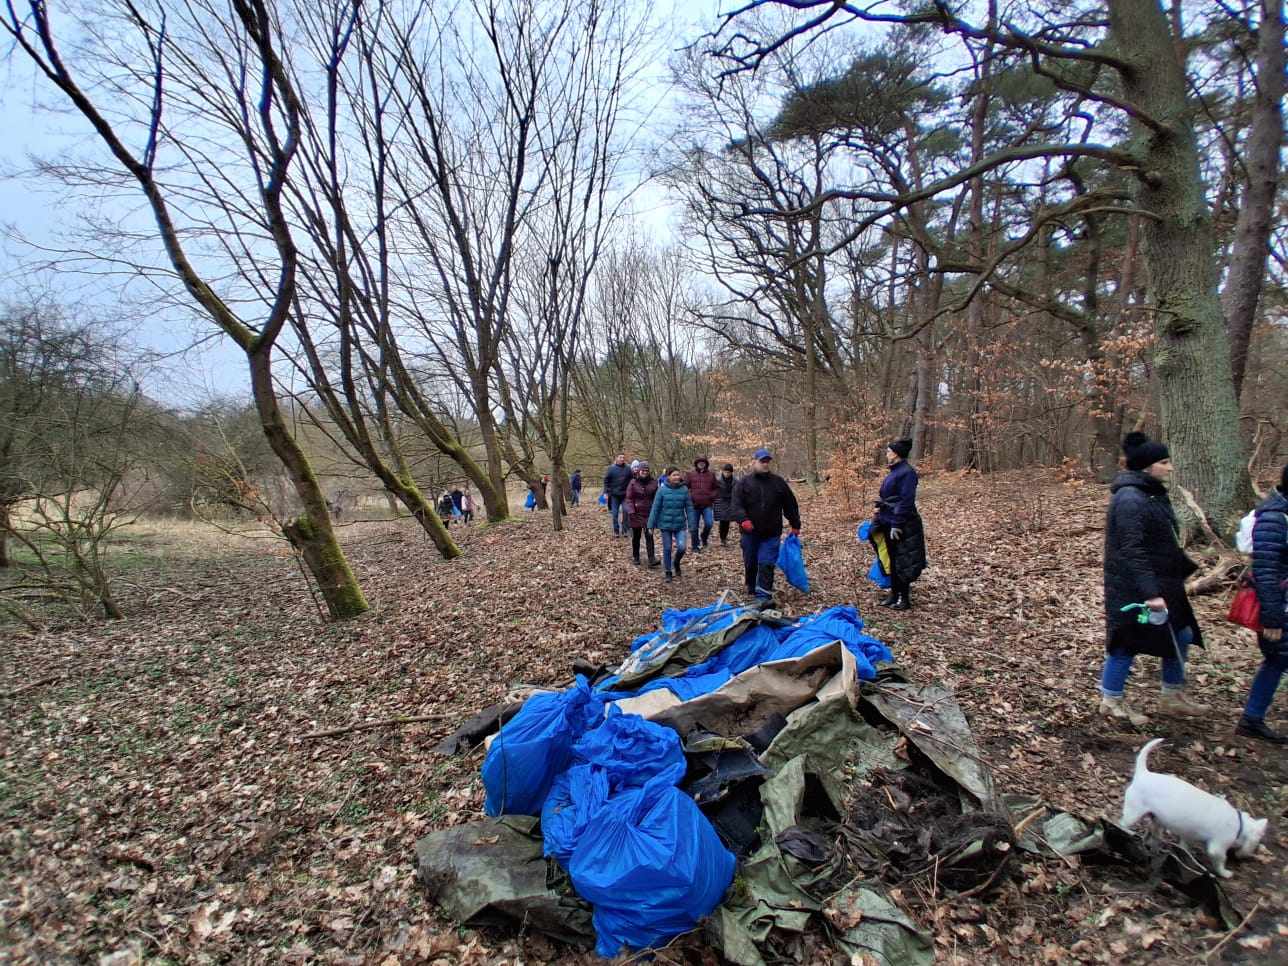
1222,0,1285,400
249,348,368,620
0,502,10,568
387,475,460,559
1108,0,1256,536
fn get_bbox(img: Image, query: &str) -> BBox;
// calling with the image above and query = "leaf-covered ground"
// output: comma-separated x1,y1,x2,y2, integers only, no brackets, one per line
3,473,1286,964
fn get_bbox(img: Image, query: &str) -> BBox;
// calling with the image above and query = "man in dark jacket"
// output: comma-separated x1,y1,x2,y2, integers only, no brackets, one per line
603,453,632,537
1099,433,1206,727
1237,463,1288,742
570,469,582,506
713,463,737,545
731,448,800,599
686,457,719,551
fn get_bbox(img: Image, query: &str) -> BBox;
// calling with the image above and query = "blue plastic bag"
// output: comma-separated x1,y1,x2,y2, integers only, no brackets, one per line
776,533,810,592
598,491,608,505
524,490,537,509
858,521,892,588
541,764,610,866
568,778,736,957
481,677,605,816
570,712,686,790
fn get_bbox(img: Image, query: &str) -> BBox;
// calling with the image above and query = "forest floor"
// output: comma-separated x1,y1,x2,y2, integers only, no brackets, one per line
3,471,1287,965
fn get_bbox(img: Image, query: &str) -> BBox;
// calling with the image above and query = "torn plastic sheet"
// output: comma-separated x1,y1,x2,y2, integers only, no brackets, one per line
415,816,594,947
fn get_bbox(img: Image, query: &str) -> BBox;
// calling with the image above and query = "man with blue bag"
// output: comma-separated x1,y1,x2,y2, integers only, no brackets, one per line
731,448,801,599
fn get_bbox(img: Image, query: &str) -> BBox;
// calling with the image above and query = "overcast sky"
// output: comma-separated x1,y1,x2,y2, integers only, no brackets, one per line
0,0,727,406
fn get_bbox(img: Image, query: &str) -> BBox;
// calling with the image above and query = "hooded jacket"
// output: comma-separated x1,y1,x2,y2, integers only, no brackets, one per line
713,471,738,521
1251,487,1288,632
1103,470,1202,656
648,480,693,532
874,460,918,528
686,458,719,509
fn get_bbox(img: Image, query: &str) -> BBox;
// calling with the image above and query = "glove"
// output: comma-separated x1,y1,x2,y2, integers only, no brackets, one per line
740,520,754,534
889,527,902,541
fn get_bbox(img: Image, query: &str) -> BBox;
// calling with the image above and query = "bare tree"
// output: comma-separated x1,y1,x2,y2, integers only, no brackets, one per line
3,0,369,617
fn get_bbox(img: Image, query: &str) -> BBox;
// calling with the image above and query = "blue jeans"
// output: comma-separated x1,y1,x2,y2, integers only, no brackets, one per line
608,495,626,534
1243,636,1288,720
660,529,687,572
689,506,714,546
1100,625,1194,697
741,532,780,597
571,489,580,506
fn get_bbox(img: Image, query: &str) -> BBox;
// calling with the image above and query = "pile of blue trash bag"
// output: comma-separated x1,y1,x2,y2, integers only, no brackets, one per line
480,597,894,957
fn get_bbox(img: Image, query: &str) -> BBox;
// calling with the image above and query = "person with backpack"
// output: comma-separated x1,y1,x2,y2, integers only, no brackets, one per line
438,492,455,527
713,463,738,546
686,457,719,551
731,449,800,599
570,469,583,506
624,462,660,568
873,438,927,610
648,467,694,583
1236,463,1288,743
603,453,633,537
1099,432,1207,727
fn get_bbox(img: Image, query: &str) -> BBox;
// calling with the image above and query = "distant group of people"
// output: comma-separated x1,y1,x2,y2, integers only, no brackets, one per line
437,487,475,526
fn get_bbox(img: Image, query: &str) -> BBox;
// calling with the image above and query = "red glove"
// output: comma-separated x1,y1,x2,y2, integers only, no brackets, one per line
740,520,753,534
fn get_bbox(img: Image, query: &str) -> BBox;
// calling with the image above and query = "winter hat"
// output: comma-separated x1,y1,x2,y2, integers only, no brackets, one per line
722,462,734,472
695,456,709,469
637,460,650,472
1123,431,1169,471
888,438,913,459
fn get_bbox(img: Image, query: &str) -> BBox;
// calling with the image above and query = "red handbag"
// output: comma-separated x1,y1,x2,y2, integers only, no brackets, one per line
1227,581,1262,632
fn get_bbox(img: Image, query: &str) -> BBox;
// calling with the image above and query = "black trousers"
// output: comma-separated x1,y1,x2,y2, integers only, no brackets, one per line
631,527,655,560
718,520,730,542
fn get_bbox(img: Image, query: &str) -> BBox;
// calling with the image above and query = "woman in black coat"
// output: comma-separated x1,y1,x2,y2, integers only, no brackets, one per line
1099,433,1206,726
873,438,927,610
1236,463,1288,743
712,463,737,545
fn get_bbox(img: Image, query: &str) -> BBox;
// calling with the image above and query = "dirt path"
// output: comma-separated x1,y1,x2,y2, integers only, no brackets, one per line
2,473,1284,963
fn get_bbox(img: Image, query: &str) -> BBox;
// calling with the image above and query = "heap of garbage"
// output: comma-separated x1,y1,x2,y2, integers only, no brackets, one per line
418,596,1240,964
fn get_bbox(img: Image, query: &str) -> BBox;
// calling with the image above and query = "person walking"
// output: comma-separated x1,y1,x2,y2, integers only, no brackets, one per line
1235,463,1288,743
713,463,737,546
603,453,632,537
731,449,800,599
648,467,694,583
873,438,927,611
461,490,475,524
686,457,719,551
438,491,455,528
625,461,661,568
1099,432,1208,727
570,469,583,507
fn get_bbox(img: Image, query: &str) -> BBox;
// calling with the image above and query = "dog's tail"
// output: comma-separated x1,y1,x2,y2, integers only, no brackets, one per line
1135,737,1164,775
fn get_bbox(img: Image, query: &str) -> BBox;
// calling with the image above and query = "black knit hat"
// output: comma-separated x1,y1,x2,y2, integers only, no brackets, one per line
1123,432,1169,472
722,462,734,472
888,438,912,459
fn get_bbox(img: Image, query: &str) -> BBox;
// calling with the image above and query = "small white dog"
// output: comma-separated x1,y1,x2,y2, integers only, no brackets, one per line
1120,738,1267,878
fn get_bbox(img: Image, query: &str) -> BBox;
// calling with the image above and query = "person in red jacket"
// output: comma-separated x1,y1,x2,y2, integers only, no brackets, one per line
686,456,719,551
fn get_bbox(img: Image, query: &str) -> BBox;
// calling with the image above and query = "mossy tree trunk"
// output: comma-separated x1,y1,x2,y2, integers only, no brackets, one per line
0,502,11,568
1107,0,1256,535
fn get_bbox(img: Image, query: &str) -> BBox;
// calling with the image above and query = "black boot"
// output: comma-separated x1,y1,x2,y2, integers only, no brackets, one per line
1236,716,1288,744
632,555,641,566
890,589,912,611
674,549,685,577
665,571,673,583
647,554,660,569
878,590,899,607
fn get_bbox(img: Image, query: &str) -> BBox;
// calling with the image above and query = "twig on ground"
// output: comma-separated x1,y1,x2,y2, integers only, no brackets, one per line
1204,897,1262,961
301,713,453,741
2,675,59,699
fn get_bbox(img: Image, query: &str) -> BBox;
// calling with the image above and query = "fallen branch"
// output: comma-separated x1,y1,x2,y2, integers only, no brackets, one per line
1185,553,1244,596
1204,897,1262,961
301,713,453,741
2,675,59,699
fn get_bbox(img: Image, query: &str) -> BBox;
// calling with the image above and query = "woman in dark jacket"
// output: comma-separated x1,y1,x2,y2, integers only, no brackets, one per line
1236,463,1288,743
873,438,927,610
624,462,660,568
712,463,737,545
1099,433,1206,726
